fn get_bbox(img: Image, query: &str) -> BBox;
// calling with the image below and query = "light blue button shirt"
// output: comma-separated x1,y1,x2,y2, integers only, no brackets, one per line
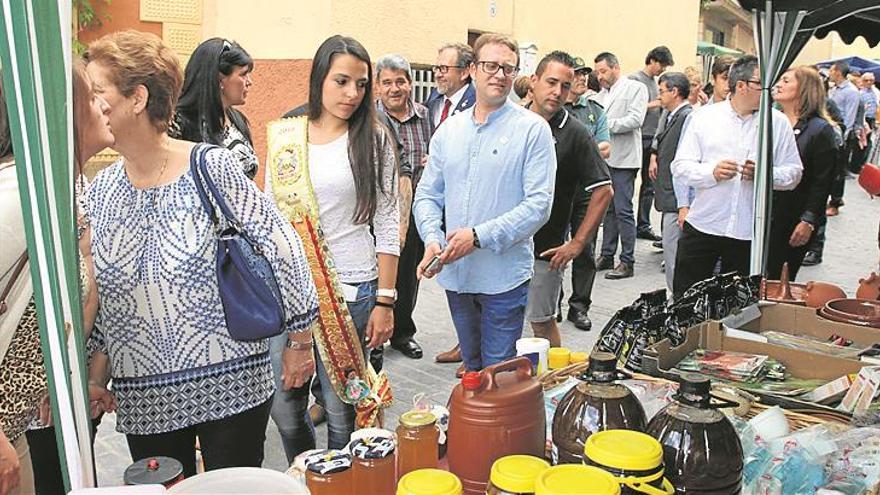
413,100,557,294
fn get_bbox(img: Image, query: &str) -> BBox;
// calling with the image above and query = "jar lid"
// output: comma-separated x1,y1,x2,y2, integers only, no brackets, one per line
569,351,589,363
548,348,571,370
397,469,462,495
490,455,550,493
461,371,482,390
399,411,437,427
677,373,712,407
304,449,351,474
350,436,396,459
123,456,183,486
584,430,663,472
535,465,620,495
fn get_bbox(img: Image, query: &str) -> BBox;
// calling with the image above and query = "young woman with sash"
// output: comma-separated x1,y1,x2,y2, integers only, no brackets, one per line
172,38,260,180
265,35,399,456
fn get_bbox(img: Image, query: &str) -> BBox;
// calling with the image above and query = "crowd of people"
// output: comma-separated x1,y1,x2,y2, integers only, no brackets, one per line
0,26,878,495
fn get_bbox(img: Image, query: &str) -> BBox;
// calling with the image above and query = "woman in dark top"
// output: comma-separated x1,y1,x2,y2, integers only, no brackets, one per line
767,66,839,280
172,38,259,179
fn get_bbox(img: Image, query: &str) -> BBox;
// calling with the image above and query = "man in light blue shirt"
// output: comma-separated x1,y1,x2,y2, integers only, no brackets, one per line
829,61,861,137
413,33,557,372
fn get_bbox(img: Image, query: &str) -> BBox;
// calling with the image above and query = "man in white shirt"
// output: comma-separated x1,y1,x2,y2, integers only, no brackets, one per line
671,55,803,297
593,52,648,280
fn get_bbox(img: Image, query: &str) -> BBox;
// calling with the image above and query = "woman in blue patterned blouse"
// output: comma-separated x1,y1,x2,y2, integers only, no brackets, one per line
83,30,318,476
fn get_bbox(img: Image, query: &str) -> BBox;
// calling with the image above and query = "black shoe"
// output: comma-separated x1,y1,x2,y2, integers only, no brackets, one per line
391,337,423,359
567,309,592,331
637,228,662,241
595,255,614,271
802,251,823,266
605,262,634,280
652,240,663,250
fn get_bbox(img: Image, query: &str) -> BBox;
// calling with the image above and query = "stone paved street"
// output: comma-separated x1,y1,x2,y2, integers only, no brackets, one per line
93,177,880,485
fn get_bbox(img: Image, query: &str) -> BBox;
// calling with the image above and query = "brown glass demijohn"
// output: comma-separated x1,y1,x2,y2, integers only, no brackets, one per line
447,357,546,495
551,352,647,465
646,374,743,494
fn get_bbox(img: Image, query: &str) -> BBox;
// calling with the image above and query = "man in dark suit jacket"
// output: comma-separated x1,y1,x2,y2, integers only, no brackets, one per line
648,72,693,292
424,42,477,129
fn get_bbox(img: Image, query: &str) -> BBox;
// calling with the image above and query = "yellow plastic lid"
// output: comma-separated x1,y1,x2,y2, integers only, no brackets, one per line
569,351,588,364
548,348,571,370
535,465,621,495
399,411,437,428
397,469,462,495
585,430,664,472
490,455,551,492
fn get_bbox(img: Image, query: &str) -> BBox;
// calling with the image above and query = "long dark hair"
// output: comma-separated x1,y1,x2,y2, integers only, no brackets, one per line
308,35,386,224
175,38,254,145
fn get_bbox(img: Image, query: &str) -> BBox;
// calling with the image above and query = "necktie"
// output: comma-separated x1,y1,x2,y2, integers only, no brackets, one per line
439,98,452,125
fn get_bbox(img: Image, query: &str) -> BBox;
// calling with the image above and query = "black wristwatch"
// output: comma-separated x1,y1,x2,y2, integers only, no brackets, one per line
472,227,481,248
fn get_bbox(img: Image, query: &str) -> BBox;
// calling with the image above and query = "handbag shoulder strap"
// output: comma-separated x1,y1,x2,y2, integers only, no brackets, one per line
191,143,220,227
191,143,245,231
0,251,28,315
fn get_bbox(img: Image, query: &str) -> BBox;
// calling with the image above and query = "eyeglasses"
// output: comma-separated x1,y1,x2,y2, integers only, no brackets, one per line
432,64,465,74
745,79,762,88
475,61,519,77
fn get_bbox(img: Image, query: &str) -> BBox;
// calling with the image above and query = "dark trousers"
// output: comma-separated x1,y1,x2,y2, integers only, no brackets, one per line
849,125,871,174
392,213,424,344
637,137,656,233
673,222,751,297
568,187,597,313
127,398,272,478
601,167,638,265
25,418,102,495
766,217,814,281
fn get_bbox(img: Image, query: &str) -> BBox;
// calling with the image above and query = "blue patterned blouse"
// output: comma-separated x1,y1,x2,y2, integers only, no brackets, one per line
87,145,318,435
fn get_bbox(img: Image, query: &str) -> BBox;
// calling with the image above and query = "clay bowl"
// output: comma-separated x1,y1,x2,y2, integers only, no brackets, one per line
764,280,808,305
819,298,880,328
803,281,847,309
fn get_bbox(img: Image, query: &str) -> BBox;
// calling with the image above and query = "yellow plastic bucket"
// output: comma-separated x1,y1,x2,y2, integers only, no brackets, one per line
535,464,621,495
583,430,674,495
489,455,550,493
397,468,462,495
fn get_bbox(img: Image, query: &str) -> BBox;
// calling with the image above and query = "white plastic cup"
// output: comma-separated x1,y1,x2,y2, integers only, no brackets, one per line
747,406,790,441
516,338,551,376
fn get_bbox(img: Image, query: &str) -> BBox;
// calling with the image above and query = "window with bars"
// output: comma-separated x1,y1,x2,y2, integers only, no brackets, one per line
411,65,436,104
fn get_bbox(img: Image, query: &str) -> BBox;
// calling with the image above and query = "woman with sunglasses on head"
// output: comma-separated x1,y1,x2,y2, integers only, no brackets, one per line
84,30,318,476
264,35,399,459
172,38,259,180
766,66,838,280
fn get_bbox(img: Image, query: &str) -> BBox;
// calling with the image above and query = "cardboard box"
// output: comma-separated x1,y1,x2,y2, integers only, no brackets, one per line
641,302,880,413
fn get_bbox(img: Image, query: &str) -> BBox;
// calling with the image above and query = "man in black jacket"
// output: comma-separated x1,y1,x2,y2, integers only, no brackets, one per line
648,72,692,292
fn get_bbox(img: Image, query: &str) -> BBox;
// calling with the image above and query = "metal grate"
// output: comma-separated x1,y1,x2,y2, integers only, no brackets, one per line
140,0,202,24
411,66,435,104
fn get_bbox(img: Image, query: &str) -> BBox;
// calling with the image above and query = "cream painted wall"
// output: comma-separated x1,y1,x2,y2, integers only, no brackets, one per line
513,0,701,75
202,0,701,72
793,32,880,66
202,0,332,59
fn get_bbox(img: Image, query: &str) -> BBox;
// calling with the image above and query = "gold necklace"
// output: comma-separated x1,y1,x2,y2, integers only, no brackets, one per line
151,155,169,189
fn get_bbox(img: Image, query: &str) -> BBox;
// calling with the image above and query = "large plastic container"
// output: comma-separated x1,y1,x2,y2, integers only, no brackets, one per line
487,455,550,494
447,357,546,495
645,374,743,494
552,352,647,464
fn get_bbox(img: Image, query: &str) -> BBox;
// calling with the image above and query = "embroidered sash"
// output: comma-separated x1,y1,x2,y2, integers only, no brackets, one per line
266,117,392,421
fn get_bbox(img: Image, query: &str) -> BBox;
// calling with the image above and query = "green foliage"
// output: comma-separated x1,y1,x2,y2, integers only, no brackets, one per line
72,0,110,54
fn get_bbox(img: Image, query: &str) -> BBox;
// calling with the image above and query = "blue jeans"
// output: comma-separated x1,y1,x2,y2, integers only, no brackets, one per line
269,279,376,462
445,281,529,371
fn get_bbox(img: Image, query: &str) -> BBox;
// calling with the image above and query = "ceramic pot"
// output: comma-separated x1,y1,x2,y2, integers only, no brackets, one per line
856,272,880,301
858,162,880,197
764,263,808,305
803,281,847,309
819,298,880,328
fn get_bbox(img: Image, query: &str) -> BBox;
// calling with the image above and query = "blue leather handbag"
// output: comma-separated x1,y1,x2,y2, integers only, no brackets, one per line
190,144,286,341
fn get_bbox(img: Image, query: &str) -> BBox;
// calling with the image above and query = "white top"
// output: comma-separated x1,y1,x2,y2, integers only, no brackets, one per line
0,162,31,362
265,131,400,284
595,77,648,169
433,84,470,127
671,100,803,240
